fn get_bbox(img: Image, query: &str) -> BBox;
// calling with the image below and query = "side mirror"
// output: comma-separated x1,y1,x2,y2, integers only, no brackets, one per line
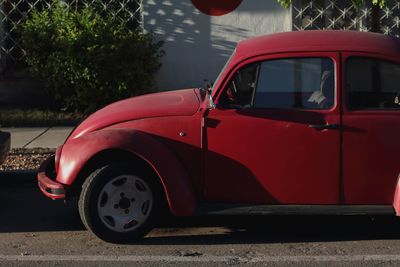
203,79,213,91
203,79,216,110
208,92,216,110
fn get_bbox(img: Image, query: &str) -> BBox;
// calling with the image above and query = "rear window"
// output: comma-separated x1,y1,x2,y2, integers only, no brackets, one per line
346,57,400,110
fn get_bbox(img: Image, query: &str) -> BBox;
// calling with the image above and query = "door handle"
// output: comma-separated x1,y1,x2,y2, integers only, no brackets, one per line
309,124,340,130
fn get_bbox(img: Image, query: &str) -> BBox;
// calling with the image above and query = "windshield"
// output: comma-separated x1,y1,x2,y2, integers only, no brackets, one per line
211,49,236,92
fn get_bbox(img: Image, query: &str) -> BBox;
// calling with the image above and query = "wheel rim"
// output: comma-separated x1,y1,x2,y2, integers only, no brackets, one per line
97,175,153,233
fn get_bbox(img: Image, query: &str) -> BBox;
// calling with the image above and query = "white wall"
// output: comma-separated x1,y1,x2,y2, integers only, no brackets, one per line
143,0,291,90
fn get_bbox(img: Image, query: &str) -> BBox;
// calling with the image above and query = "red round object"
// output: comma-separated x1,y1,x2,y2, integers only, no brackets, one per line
191,0,243,16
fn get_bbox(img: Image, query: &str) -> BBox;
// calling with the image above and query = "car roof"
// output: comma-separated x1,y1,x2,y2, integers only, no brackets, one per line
235,30,400,61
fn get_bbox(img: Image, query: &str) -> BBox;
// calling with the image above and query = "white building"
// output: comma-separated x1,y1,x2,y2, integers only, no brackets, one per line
143,0,291,90
143,0,400,91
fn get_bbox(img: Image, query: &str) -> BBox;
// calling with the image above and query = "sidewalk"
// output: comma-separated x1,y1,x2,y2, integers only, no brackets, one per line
1,127,73,149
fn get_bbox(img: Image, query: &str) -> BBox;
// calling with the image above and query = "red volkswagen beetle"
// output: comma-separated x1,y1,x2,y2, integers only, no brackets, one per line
38,30,400,243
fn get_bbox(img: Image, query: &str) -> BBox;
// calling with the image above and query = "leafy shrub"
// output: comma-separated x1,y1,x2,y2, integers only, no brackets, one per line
20,2,164,113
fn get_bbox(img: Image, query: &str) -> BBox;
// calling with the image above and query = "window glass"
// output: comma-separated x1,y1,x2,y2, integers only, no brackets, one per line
254,58,334,109
219,64,258,109
346,57,400,110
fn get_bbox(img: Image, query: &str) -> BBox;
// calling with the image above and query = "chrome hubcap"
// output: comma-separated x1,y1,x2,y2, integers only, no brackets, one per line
97,175,153,233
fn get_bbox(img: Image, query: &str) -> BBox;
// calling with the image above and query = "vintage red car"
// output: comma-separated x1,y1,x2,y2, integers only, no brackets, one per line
38,30,400,243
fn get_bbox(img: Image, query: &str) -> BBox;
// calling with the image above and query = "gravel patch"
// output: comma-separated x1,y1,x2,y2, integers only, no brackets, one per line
0,148,55,172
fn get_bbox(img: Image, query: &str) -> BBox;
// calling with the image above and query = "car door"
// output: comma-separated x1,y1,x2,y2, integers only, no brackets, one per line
203,52,341,205
342,53,400,204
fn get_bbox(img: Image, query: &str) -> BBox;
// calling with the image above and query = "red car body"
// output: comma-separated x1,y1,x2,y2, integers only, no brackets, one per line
38,30,400,228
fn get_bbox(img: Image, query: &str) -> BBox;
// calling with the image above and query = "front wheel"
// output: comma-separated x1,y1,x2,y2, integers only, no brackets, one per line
78,163,161,243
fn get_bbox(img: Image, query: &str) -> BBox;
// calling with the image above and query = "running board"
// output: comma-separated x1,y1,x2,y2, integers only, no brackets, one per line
195,204,395,216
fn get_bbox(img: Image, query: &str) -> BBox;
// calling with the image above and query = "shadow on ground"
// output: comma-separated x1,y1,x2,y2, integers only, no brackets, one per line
143,215,400,245
1,172,400,245
0,172,83,232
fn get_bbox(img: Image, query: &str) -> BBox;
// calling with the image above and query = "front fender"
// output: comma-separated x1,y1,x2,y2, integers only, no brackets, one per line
57,129,196,216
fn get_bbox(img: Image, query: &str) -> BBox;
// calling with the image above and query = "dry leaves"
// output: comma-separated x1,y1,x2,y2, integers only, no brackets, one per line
0,148,55,171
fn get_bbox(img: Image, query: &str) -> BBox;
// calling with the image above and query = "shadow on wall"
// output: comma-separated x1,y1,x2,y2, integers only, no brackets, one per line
144,0,290,90
144,0,222,91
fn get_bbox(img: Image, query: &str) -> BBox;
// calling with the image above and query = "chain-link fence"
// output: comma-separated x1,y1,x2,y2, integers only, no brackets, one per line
0,0,142,73
292,0,400,36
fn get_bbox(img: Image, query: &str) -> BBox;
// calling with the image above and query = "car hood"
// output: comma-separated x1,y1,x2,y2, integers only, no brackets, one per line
69,88,202,139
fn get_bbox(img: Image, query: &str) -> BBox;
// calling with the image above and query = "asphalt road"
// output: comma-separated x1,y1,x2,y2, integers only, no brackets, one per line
2,173,400,266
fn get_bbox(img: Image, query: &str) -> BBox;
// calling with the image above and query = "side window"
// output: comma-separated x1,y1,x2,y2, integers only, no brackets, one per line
254,58,334,109
219,64,258,109
346,57,400,110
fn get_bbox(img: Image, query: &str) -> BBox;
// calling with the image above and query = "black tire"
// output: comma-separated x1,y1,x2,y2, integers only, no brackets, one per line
78,163,162,243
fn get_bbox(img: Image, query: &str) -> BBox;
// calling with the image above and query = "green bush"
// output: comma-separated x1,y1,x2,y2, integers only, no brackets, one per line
20,2,164,113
